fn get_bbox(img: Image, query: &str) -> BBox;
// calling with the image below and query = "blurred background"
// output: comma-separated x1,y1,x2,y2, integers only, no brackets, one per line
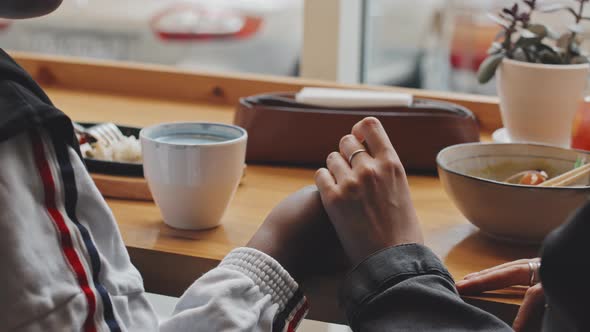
2,0,590,96
4,2,589,331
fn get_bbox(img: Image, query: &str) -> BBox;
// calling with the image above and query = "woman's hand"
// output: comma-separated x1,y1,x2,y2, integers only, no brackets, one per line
456,258,544,332
314,117,423,266
247,186,346,280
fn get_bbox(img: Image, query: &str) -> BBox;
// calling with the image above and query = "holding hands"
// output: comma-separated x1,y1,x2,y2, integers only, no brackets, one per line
249,117,551,331
315,117,423,265
247,185,345,280
250,117,424,276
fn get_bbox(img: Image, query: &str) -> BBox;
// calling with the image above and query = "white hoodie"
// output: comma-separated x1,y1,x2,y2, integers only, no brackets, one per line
0,129,308,332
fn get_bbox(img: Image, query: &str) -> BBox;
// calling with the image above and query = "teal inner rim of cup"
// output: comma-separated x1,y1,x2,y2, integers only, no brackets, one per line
141,123,246,146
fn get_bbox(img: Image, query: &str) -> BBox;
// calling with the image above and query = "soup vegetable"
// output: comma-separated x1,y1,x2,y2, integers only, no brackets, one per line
505,170,549,185
503,157,586,186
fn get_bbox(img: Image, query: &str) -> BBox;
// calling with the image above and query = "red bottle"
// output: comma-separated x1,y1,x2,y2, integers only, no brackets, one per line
572,97,590,151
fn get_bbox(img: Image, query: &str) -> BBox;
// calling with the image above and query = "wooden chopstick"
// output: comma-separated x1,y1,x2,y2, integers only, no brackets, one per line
550,166,590,187
539,163,590,187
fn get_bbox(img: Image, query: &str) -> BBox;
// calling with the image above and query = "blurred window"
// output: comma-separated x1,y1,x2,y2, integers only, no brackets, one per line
362,0,443,88
0,0,303,77
360,0,590,95
361,0,502,94
5,0,590,95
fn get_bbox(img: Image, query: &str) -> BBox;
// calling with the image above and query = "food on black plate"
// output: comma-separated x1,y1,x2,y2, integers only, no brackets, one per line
80,136,142,163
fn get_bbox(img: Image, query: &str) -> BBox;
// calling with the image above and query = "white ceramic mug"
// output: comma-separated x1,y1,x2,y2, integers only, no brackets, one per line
140,122,247,230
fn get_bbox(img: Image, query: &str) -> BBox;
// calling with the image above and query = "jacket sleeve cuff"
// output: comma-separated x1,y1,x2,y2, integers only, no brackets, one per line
220,247,308,330
339,243,455,321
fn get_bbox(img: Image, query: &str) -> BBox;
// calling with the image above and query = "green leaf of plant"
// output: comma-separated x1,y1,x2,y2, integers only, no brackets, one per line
515,35,542,48
512,48,530,62
477,53,504,84
487,42,504,55
536,43,558,54
521,29,537,38
540,50,562,64
574,156,586,169
527,24,548,39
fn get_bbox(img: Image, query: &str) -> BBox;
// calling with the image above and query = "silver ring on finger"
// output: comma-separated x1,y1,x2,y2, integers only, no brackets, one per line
348,149,368,165
528,261,541,286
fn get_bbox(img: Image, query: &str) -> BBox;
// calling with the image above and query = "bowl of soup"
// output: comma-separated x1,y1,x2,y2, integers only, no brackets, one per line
437,143,590,244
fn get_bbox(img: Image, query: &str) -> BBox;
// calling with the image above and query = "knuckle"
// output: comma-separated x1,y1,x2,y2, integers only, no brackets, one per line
381,155,404,174
357,164,377,182
340,179,360,195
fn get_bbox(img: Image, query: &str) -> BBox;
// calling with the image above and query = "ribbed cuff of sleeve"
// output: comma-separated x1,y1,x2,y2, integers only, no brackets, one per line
220,247,308,331
340,243,454,324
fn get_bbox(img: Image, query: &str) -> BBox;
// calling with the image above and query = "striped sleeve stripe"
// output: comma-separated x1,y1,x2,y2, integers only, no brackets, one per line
32,130,123,332
285,298,309,332
272,288,309,332
49,131,122,332
31,130,98,332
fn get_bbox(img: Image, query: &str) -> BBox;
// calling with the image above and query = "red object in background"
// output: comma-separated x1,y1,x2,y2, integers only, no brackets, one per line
450,19,499,72
572,98,590,151
0,19,12,31
151,6,262,42
450,52,488,72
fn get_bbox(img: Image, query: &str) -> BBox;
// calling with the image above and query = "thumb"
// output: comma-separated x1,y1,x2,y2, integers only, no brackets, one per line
513,283,545,332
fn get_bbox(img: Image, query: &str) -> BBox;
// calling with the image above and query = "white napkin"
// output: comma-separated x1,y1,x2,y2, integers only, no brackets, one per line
295,87,413,108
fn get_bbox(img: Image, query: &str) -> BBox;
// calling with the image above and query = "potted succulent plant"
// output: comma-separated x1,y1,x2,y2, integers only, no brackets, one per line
478,0,590,147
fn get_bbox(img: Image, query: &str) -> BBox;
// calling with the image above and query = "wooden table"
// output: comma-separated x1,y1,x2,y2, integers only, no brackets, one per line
13,52,538,324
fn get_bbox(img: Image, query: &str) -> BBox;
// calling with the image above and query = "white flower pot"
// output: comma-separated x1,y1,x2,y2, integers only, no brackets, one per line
496,58,590,147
